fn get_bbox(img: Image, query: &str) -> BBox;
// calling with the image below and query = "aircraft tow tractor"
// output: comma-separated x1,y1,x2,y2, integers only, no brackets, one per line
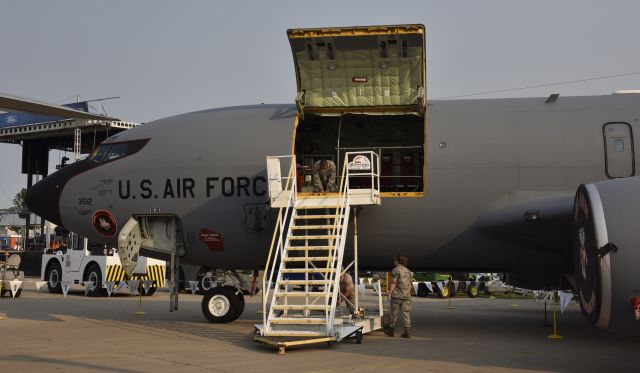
41,233,166,296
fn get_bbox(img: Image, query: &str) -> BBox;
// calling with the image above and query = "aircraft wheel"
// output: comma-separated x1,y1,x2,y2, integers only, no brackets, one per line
223,285,245,321
417,283,429,297
467,284,479,298
202,286,241,323
437,286,449,299
84,264,107,297
46,261,63,294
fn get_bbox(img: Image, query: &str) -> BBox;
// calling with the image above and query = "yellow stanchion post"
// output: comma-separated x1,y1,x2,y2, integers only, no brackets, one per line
547,291,563,339
257,270,264,314
447,275,455,309
134,280,145,316
385,272,390,293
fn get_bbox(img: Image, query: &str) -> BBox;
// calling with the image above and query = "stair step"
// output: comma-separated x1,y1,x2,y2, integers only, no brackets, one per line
279,280,331,285
272,304,330,310
295,205,340,209
289,235,337,240
291,225,337,230
275,292,328,297
270,317,328,325
281,268,336,274
285,246,334,251
294,215,337,220
282,256,331,262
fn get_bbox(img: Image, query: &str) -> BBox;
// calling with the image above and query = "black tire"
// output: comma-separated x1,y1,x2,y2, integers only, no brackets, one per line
143,286,157,296
236,292,245,318
84,264,107,297
417,283,429,297
224,285,245,321
448,281,457,298
13,288,22,298
201,286,240,323
467,284,479,298
46,261,63,294
355,329,363,344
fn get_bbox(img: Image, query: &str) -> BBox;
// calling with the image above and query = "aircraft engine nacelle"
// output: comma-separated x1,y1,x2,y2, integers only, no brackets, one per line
573,177,640,334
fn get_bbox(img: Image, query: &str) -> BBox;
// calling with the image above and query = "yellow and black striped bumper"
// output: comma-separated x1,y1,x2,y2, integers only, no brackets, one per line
106,265,165,288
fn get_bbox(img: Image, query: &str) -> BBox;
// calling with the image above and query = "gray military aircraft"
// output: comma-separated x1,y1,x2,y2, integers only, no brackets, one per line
16,24,640,335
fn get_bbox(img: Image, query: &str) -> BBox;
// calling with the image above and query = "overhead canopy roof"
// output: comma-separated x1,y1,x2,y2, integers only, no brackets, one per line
0,94,118,121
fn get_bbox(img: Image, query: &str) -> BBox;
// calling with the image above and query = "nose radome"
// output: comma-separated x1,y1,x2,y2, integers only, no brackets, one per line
26,173,63,226
25,159,97,228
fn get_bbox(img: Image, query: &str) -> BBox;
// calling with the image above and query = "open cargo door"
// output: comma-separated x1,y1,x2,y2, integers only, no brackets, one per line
289,24,426,115
288,25,427,196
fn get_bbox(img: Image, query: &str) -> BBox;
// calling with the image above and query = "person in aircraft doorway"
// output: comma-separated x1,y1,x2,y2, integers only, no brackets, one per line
312,159,337,193
385,255,413,338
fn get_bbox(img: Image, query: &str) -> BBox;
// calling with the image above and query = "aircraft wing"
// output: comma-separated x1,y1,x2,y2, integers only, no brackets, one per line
475,195,573,253
0,93,119,121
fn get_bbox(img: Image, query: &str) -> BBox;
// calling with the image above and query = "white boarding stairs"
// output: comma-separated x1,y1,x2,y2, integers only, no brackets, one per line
257,152,380,340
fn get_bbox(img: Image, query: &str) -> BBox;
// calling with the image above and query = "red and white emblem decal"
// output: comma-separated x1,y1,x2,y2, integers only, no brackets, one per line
352,76,368,83
92,210,117,237
199,228,224,252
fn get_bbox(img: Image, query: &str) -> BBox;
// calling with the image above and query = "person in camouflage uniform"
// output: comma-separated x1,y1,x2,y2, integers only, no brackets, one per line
337,272,356,314
385,255,413,338
312,159,337,193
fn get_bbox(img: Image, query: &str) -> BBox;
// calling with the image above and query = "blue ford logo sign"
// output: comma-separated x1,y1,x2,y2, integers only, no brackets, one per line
6,114,17,124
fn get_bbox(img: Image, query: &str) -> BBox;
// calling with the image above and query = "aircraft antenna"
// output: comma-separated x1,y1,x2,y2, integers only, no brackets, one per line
436,70,640,99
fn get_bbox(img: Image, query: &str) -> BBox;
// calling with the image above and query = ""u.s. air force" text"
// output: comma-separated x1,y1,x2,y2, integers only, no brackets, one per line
118,177,267,199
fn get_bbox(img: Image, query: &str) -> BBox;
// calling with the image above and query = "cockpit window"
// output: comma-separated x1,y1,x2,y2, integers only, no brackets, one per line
106,143,130,161
89,139,149,163
89,144,112,162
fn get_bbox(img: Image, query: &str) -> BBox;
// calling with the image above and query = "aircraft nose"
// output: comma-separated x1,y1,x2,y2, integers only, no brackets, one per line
26,159,94,227
26,173,64,226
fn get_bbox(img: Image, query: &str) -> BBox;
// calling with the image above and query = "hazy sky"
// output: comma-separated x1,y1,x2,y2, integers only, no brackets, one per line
1,0,640,207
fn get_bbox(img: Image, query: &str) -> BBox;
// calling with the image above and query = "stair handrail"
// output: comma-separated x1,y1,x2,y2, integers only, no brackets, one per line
324,151,380,334
324,156,352,334
262,155,297,332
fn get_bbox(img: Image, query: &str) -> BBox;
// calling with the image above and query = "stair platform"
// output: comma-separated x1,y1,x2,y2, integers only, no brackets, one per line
254,321,368,355
286,190,379,209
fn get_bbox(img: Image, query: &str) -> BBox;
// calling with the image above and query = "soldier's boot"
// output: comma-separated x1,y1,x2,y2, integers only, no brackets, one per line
401,328,410,338
384,326,395,337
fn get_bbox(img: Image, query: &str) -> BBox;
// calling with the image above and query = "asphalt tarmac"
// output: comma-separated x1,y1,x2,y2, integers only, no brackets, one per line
0,280,637,372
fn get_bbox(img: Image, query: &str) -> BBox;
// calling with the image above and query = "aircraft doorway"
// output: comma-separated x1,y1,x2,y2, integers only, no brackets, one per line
294,113,425,195
603,122,635,178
